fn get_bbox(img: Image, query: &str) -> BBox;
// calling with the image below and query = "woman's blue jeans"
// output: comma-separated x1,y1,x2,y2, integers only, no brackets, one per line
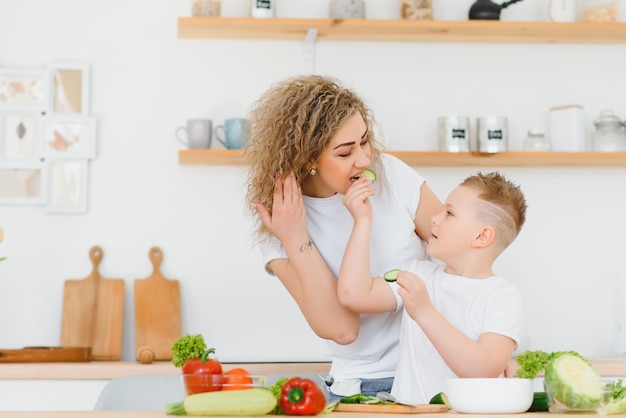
326,377,394,403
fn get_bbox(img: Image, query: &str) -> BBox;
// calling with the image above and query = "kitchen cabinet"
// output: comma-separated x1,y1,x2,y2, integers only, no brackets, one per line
176,18,626,168
178,150,626,167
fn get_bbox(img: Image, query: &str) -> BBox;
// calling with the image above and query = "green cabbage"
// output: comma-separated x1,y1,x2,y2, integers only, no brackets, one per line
544,352,603,409
602,380,626,415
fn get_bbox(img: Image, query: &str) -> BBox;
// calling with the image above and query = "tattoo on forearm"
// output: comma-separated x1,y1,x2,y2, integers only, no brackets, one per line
299,239,315,252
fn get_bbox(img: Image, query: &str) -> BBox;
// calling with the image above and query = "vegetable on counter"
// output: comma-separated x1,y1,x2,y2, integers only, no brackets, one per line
339,393,387,404
171,334,208,368
428,392,450,408
171,334,223,394
165,388,276,416
544,352,603,409
224,367,254,391
266,376,289,415
515,349,626,414
181,348,224,394
514,349,552,379
280,377,327,415
527,392,549,412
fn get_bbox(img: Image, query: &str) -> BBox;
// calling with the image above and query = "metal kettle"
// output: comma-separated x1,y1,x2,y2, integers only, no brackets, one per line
469,0,524,20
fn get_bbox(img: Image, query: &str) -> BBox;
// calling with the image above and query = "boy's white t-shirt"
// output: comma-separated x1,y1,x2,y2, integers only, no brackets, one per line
259,153,428,387
391,260,524,406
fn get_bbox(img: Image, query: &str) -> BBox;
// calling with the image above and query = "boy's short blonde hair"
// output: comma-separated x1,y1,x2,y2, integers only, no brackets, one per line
461,172,527,252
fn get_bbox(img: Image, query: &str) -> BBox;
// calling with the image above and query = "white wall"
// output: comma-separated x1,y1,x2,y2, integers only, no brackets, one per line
0,0,625,362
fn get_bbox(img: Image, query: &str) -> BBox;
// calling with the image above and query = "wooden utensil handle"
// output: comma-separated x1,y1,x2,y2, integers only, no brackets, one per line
149,246,164,277
89,246,103,278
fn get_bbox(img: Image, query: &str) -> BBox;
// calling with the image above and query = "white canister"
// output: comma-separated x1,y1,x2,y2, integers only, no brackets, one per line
438,116,470,152
329,0,366,19
549,0,577,22
477,116,508,153
250,0,274,18
549,104,586,151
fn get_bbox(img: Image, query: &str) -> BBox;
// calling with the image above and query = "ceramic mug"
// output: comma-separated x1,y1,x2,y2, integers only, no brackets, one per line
214,118,249,150
176,119,212,149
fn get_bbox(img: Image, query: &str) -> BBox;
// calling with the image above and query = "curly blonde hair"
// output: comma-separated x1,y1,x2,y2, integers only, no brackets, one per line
245,75,383,235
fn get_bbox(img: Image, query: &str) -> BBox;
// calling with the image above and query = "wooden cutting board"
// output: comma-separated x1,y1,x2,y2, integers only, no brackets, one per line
60,246,125,360
0,347,91,363
335,404,448,414
134,246,181,364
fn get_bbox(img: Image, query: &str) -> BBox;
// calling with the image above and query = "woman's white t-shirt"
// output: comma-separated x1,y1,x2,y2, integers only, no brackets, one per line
259,153,428,386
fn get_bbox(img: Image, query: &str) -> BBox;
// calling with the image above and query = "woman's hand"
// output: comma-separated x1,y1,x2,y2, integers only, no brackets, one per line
259,173,361,344
253,173,309,246
342,177,375,221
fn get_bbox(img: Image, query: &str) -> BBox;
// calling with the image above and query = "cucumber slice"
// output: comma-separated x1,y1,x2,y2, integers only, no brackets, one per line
359,168,377,182
429,392,450,409
383,269,400,282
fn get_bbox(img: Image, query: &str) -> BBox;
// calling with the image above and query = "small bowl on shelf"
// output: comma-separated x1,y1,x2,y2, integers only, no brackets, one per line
544,378,615,414
182,373,266,396
446,377,534,414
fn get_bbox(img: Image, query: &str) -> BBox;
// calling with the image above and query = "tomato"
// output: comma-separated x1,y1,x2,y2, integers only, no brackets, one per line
223,367,254,390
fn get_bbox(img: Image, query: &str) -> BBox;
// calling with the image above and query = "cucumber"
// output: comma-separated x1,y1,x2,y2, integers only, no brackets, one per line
339,393,383,404
165,388,276,416
359,168,376,182
527,391,549,412
429,392,449,408
383,269,400,282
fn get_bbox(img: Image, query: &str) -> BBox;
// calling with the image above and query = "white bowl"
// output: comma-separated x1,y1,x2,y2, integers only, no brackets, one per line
446,378,534,414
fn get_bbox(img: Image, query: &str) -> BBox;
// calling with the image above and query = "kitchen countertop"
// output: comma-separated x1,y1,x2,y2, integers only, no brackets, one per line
0,412,604,417
0,361,332,380
3,358,626,380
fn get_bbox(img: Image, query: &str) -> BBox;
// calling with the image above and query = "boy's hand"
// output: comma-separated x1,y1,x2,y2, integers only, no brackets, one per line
397,270,433,321
342,177,375,221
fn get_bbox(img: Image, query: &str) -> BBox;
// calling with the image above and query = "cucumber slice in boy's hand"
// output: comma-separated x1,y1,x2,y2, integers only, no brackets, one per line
359,168,376,182
383,269,400,282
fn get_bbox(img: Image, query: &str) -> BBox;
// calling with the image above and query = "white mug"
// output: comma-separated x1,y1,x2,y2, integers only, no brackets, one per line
176,119,212,149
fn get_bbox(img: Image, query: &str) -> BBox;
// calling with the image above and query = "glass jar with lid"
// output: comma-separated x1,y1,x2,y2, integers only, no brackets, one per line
591,109,626,152
401,0,433,19
523,129,550,151
583,0,619,22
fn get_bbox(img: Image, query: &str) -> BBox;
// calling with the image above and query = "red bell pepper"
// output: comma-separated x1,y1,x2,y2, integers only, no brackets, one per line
280,377,327,415
181,347,224,394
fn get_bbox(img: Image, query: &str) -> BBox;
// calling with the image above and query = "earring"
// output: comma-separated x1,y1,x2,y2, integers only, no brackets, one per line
309,168,317,175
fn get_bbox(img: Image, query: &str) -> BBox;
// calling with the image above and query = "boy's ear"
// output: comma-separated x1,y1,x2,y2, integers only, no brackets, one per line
473,226,495,248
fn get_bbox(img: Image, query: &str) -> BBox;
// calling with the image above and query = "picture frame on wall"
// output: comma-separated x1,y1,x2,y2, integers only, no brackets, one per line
45,159,88,214
0,68,47,112
47,62,90,116
40,115,97,159
0,111,41,160
0,161,47,205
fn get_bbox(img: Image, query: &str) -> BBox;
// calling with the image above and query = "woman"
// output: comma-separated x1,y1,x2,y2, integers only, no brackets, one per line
245,75,442,400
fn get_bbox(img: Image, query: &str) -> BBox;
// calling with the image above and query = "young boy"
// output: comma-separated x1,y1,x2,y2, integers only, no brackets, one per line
338,171,527,405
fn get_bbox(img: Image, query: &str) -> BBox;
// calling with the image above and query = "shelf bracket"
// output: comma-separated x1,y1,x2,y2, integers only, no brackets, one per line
303,28,318,74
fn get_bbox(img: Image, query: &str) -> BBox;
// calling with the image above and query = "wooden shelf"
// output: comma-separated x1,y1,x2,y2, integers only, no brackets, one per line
178,17,626,44
178,149,626,167
179,149,247,165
